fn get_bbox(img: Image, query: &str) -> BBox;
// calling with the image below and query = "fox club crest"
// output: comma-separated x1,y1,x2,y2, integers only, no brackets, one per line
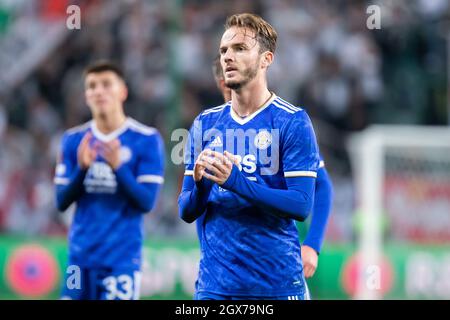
254,130,272,150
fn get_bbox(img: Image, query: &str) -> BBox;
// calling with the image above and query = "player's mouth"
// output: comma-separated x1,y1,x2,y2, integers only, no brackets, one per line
225,66,238,76
95,98,108,104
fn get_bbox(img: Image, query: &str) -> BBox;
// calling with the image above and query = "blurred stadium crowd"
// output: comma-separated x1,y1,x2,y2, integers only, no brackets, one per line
0,0,448,240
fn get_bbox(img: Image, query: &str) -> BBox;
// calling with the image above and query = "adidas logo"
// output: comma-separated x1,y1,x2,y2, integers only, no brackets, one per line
209,136,223,148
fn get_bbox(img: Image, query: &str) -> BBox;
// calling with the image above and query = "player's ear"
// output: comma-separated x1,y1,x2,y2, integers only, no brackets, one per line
120,82,128,102
261,51,274,69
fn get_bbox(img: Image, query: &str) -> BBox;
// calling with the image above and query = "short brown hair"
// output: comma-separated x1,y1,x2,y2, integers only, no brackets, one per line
225,13,277,54
83,60,125,80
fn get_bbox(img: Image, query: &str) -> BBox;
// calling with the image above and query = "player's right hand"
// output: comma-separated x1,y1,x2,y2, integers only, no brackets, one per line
77,132,97,170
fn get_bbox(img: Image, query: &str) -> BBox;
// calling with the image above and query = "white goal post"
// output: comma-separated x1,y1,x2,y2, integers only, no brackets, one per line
347,125,450,299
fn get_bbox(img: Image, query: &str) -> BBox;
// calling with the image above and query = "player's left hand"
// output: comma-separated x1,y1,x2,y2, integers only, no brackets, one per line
200,151,233,185
99,139,122,170
301,245,319,278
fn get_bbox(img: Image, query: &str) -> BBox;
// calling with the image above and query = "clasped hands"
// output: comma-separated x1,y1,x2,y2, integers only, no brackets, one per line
77,132,122,170
193,149,239,185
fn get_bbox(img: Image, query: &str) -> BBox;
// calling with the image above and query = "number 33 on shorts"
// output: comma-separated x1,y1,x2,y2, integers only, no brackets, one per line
101,271,142,300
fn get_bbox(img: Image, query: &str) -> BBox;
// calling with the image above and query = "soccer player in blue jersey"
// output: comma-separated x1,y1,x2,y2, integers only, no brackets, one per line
54,61,165,300
199,57,333,296
179,13,328,300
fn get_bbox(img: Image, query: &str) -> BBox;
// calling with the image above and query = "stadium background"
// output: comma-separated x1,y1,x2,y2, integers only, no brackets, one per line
0,0,449,299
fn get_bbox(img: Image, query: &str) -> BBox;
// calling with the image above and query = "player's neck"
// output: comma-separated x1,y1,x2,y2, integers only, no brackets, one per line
94,112,127,135
231,80,271,118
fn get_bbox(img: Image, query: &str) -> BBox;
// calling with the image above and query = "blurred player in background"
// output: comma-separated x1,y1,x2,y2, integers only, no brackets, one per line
179,13,323,300
301,155,333,280
54,61,165,300
212,55,232,102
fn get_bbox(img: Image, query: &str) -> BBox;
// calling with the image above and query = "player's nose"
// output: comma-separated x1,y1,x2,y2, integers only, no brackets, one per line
223,49,234,62
92,85,106,96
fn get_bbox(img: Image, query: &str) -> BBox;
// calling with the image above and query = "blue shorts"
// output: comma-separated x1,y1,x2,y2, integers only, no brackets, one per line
60,265,141,300
195,283,311,300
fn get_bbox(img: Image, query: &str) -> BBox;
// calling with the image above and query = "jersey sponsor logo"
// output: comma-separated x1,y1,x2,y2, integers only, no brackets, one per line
173,122,282,175
234,154,257,174
173,125,281,175
84,162,117,193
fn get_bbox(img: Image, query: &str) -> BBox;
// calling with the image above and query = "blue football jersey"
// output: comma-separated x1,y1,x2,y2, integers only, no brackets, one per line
195,156,326,246
54,118,165,270
184,94,320,296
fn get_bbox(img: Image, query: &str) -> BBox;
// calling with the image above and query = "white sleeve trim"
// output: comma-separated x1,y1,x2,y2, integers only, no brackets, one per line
319,160,325,168
184,170,194,176
284,171,317,178
54,177,70,185
137,175,164,184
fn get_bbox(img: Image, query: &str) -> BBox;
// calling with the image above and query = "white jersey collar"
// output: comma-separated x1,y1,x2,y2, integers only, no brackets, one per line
90,117,130,142
229,92,276,125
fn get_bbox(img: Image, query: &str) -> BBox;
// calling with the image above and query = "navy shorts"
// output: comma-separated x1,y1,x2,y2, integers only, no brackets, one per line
60,265,141,300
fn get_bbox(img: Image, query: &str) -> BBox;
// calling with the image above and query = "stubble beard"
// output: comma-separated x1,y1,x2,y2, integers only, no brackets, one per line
225,62,259,91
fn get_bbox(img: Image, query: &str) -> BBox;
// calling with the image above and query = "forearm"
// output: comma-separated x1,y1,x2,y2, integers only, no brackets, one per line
178,177,213,223
55,166,87,211
222,166,315,221
114,165,162,213
303,168,333,253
